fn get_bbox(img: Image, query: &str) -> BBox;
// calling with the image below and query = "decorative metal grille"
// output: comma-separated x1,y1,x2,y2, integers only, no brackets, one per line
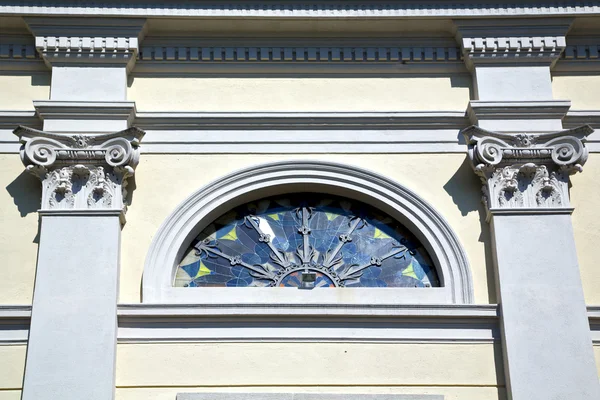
175,194,438,288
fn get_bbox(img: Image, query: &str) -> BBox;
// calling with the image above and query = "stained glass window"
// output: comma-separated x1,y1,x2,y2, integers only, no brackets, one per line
175,194,439,288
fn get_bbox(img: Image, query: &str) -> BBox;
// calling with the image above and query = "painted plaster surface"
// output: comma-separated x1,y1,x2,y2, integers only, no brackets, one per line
0,74,50,110
552,75,600,109
0,154,39,304
0,345,26,390
116,343,503,388
121,154,491,303
0,392,21,400
116,387,506,400
128,76,471,112
570,154,600,305
596,346,600,377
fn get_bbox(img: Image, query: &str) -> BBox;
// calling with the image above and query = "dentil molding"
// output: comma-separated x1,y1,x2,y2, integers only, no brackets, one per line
454,19,572,69
462,124,593,218
25,17,146,71
13,125,145,222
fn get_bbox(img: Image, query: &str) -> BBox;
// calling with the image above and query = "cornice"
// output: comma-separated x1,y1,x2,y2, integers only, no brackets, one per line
1,2,600,18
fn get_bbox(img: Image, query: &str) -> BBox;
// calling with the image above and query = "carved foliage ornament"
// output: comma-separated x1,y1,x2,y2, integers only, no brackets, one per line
462,125,592,213
14,126,144,214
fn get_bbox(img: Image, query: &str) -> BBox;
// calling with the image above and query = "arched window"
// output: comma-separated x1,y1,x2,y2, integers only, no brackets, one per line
175,194,439,289
143,161,473,304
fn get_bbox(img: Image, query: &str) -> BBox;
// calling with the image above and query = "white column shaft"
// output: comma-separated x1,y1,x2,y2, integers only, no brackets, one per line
491,213,600,400
22,213,121,400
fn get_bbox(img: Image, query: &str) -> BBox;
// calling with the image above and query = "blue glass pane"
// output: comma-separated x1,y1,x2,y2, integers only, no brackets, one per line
174,194,439,288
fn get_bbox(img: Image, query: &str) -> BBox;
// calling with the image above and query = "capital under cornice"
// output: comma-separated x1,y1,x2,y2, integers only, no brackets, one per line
14,126,145,222
462,124,592,218
454,18,572,69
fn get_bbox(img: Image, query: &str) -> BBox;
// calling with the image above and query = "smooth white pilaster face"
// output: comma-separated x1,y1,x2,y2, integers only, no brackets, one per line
473,66,553,101
22,214,121,400
491,213,600,400
50,66,127,101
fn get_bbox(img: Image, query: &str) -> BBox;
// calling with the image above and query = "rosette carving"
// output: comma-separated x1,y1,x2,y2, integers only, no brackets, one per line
13,126,144,218
462,125,591,215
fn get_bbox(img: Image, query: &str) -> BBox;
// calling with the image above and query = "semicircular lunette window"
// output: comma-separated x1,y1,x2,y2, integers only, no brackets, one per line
175,194,439,288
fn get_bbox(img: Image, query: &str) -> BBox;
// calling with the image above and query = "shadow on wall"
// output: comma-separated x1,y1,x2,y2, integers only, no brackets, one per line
5,170,41,243
443,156,497,303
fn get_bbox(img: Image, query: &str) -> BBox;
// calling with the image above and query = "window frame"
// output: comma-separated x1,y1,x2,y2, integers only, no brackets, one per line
142,161,473,305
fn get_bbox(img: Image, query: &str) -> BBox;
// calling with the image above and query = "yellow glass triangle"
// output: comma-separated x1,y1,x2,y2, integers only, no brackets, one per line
373,228,391,239
268,213,280,221
221,226,238,241
325,212,338,221
402,262,418,279
194,262,212,279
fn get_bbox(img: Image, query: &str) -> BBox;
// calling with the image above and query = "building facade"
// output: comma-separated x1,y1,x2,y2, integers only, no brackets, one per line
1,2,600,400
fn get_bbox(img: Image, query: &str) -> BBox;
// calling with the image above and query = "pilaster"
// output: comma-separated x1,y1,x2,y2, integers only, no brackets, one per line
15,125,144,400
24,17,145,133
463,125,600,400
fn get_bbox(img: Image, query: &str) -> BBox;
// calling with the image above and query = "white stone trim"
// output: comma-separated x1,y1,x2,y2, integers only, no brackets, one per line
143,160,473,305
4,304,600,344
118,304,499,344
1,2,600,18
0,305,31,344
2,110,600,153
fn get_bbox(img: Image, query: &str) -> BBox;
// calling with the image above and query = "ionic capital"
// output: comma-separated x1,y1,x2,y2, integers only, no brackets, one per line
14,126,145,221
462,125,592,217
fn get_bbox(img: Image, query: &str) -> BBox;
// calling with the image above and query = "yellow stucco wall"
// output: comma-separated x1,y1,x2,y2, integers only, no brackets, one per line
120,154,493,304
116,343,504,400
128,76,471,111
0,345,26,397
570,154,600,305
595,345,600,377
552,74,600,110
0,154,39,304
0,73,50,110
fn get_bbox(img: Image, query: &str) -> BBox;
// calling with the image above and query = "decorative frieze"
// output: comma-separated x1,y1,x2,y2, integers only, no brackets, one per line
563,44,600,60
13,125,144,220
140,45,460,63
0,43,38,59
462,125,592,216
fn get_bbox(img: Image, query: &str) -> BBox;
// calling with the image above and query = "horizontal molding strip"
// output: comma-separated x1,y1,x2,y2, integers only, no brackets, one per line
3,304,600,344
139,46,460,63
2,110,600,153
1,2,600,18
118,303,500,344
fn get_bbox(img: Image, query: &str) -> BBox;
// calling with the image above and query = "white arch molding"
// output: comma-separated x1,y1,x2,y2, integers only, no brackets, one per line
143,161,474,304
